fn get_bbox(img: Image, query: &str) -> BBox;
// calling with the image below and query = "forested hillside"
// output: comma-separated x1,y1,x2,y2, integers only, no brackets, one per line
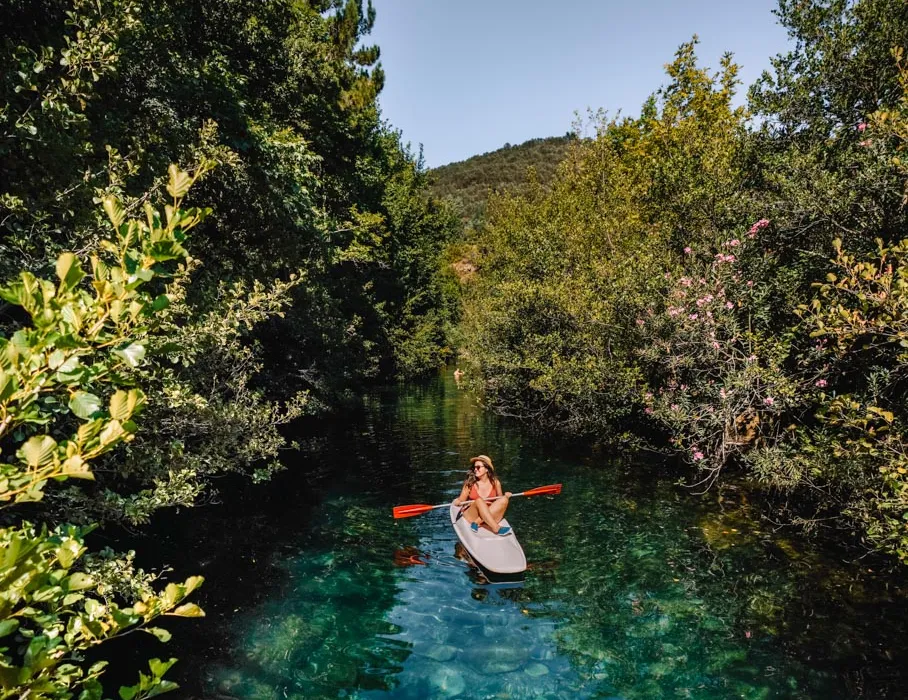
461,0,908,565
0,0,457,696
429,135,573,227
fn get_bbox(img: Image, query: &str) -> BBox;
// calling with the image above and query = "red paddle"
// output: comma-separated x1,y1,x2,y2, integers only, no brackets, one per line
392,483,562,519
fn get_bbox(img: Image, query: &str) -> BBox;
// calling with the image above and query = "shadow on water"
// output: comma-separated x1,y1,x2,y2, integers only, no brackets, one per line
110,368,908,699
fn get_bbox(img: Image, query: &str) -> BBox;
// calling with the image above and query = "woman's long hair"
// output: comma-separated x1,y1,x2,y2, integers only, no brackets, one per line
462,455,499,491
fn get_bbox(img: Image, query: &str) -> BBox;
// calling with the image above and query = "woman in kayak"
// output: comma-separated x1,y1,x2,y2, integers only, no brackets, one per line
454,455,513,535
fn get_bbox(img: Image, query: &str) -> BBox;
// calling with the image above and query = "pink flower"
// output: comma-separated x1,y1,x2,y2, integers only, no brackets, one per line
859,139,872,147
636,319,645,326
729,239,740,247
857,122,867,132
644,392,653,400
815,379,827,388
747,354,757,362
671,404,679,411
763,397,774,406
746,280,754,287
748,218,770,235
688,313,698,320
684,246,692,254
719,389,726,399
644,407,653,415
712,341,720,349
693,451,704,461
725,301,734,309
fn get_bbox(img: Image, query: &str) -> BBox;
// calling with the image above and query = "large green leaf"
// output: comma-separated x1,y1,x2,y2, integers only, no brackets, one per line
109,389,145,422
168,603,204,618
113,343,146,368
98,419,125,447
144,627,171,642
103,195,125,229
64,572,95,591
20,435,57,468
55,252,85,291
146,240,188,262
69,391,102,419
166,164,193,198
0,370,18,402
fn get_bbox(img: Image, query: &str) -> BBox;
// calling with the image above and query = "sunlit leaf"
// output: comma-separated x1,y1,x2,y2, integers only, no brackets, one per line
166,164,193,199
56,252,85,291
20,435,57,468
168,602,204,618
113,343,146,368
69,391,102,419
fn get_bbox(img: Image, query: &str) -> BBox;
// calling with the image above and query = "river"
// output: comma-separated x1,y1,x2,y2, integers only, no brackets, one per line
133,368,908,699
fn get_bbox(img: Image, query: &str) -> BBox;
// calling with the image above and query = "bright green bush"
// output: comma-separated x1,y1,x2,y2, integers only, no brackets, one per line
0,165,210,697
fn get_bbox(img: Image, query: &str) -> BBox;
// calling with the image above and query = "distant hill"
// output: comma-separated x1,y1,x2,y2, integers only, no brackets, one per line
429,135,575,228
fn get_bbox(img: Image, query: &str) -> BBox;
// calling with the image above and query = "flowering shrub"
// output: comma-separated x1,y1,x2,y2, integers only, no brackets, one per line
638,223,811,489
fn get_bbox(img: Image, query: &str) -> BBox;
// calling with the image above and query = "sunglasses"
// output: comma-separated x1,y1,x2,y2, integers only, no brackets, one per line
472,463,486,471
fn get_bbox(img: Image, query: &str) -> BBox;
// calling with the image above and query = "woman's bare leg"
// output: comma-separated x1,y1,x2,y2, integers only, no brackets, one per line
474,498,508,533
488,497,509,524
463,502,481,525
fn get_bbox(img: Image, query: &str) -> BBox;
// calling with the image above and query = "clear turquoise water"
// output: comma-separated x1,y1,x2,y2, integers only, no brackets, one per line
150,370,908,698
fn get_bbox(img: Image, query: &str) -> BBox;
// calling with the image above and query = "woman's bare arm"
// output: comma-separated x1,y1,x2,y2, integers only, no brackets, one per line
453,484,470,506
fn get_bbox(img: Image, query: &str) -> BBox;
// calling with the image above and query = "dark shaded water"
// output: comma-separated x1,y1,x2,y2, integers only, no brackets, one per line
131,369,908,698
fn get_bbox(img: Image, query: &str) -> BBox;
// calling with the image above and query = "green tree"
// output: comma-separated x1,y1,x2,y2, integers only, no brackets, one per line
0,165,209,698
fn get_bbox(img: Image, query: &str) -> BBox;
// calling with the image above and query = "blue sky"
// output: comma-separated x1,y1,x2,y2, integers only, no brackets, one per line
368,0,793,167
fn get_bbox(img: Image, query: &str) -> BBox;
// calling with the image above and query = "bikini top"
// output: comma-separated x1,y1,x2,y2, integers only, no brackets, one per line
469,481,499,503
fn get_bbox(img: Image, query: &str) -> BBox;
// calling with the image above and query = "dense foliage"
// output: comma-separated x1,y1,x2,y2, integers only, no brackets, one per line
461,0,908,563
0,165,209,698
0,0,457,695
429,135,574,229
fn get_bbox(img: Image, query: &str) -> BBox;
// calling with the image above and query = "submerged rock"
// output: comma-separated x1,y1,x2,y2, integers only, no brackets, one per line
483,659,523,674
463,644,531,675
429,665,466,697
421,644,457,662
524,662,550,677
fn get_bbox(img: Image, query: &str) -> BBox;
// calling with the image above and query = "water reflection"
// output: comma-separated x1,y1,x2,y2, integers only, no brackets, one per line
156,368,908,699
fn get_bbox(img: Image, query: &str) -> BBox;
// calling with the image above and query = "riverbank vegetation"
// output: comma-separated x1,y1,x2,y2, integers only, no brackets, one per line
460,0,908,564
0,0,457,695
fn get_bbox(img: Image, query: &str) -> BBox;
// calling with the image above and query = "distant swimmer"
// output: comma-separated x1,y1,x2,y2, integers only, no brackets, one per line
454,368,464,386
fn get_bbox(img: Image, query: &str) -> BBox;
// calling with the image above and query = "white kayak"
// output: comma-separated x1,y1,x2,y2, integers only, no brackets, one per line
450,503,527,574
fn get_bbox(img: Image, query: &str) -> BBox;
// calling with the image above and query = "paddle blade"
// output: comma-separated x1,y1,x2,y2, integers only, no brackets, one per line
393,504,434,519
522,484,562,497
